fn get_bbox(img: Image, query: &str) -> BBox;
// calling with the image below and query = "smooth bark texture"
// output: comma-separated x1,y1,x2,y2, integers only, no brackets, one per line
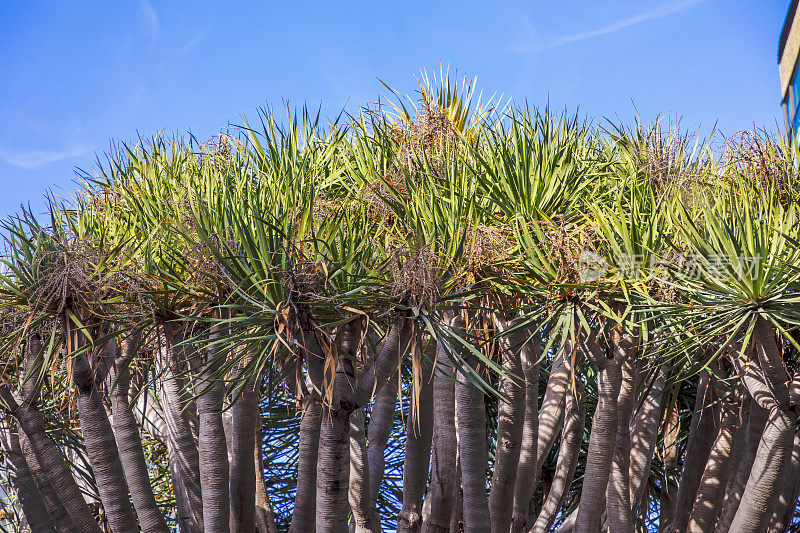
606,356,637,533
730,319,797,533
455,367,489,533
348,322,377,533
71,347,138,533
670,370,717,533
659,392,680,533
351,316,412,410
768,428,800,533
0,386,102,533
489,317,526,533
574,327,628,533
728,407,794,532
289,394,322,533
397,340,435,533
366,366,397,526
18,340,75,532
107,335,170,533
2,419,53,532
687,385,739,533
628,363,667,509
522,353,569,525
509,329,540,533
196,325,230,532
714,398,755,533
316,360,354,533
421,339,458,533
161,323,204,532
349,407,375,533
531,382,585,533
229,359,258,532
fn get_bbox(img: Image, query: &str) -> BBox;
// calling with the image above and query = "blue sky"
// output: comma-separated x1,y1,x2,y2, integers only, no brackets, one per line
0,0,789,219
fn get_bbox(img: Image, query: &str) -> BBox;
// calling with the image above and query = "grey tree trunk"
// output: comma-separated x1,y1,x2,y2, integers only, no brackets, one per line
2,418,53,532
574,327,629,533
449,457,462,533
729,318,796,533
509,328,540,533
629,363,667,511
0,386,102,533
17,339,74,532
366,369,396,529
671,370,717,533
397,339,435,533
488,317,526,533
71,346,138,533
349,322,377,533
349,406,376,533
455,365,489,532
289,393,322,533
767,428,800,532
161,322,204,532
107,335,170,533
687,383,740,533
316,360,354,533
229,355,258,533
606,357,637,533
714,398,758,533
521,352,569,526
531,381,585,533
196,325,230,532
729,406,794,532
421,338,457,533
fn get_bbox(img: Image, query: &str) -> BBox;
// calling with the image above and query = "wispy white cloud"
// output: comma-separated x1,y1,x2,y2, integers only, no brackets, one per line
177,30,206,55
0,146,89,169
515,0,709,54
140,0,160,44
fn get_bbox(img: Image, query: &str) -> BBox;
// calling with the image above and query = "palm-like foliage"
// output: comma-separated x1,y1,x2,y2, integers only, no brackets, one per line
0,75,799,533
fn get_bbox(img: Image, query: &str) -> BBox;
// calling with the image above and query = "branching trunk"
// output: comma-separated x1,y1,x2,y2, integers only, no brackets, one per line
767,428,800,533
17,340,75,532
531,381,585,533
687,384,740,533
629,363,667,510
71,345,138,533
317,361,354,533
574,326,629,533
161,322,204,532
729,406,794,532
671,370,717,533
659,391,680,533
1,418,53,532
349,406,375,533
350,323,377,533
0,386,102,533
366,367,396,528
509,328,540,533
107,334,170,533
520,352,569,526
